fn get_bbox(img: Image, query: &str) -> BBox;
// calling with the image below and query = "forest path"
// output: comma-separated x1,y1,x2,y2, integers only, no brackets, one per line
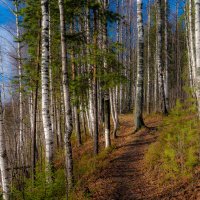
89,114,200,200
90,114,162,200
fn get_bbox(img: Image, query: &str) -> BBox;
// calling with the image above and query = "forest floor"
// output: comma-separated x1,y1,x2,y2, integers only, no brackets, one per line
72,114,200,200
75,114,200,200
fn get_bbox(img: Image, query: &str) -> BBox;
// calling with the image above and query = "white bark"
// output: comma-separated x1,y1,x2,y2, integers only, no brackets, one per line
195,0,200,114
189,0,196,83
58,0,74,191
41,0,54,170
135,0,145,130
110,87,119,138
56,101,62,147
85,108,92,136
88,90,94,135
185,9,193,87
103,0,111,148
29,92,34,135
49,12,55,141
0,90,9,200
86,5,95,136
15,1,23,164
156,0,167,114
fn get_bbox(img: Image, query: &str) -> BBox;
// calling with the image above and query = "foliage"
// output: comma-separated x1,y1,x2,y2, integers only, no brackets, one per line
145,100,200,180
11,168,66,200
10,144,115,200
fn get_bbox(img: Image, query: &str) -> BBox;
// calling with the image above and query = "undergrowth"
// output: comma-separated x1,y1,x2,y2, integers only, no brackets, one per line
72,145,115,199
10,145,115,200
145,100,200,181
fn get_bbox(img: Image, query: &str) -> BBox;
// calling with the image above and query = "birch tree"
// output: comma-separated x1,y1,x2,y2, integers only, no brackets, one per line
189,0,196,85
0,90,9,200
86,3,95,136
58,0,74,193
195,0,200,114
41,0,54,173
93,6,99,154
103,0,111,148
134,0,145,131
14,0,24,165
156,0,168,114
146,0,151,114
71,22,82,146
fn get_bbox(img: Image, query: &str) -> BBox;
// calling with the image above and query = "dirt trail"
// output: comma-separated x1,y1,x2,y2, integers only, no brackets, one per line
89,115,200,200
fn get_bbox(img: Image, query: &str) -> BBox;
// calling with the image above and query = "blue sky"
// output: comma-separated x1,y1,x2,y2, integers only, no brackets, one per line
0,1,15,101
0,0,185,25
0,1,14,25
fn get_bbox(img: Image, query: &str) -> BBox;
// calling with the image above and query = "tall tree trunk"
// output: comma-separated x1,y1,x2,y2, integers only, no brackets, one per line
164,0,169,110
156,0,168,114
103,0,111,148
49,11,55,144
0,90,9,200
119,0,124,114
56,100,62,148
32,85,38,181
189,0,196,87
58,0,74,194
135,0,145,131
86,4,95,136
32,37,40,181
41,0,54,175
71,23,82,146
195,0,200,115
93,7,99,155
15,0,24,165
110,87,119,138
146,0,151,114
185,6,193,87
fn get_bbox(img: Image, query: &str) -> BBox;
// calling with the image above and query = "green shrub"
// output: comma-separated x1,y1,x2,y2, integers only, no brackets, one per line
145,100,200,180
11,168,66,200
11,145,116,200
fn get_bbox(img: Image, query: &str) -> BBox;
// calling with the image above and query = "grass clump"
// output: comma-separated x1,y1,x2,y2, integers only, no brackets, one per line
145,100,200,180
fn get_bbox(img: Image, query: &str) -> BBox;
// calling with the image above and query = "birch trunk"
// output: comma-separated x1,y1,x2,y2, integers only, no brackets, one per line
86,4,95,136
103,0,111,148
56,101,62,147
93,8,99,155
0,90,9,200
15,0,23,165
135,0,145,130
189,0,196,85
74,106,81,146
195,0,200,114
114,86,119,136
41,0,54,173
185,7,193,88
58,0,74,192
147,0,151,114
71,23,82,146
49,12,55,142
156,0,168,114
110,87,119,138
